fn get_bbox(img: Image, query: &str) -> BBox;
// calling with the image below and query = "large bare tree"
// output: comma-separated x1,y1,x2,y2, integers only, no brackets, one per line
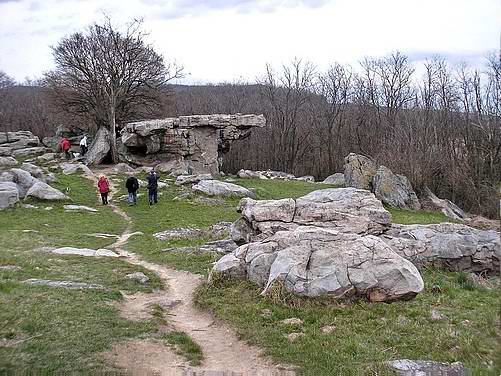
45,18,183,162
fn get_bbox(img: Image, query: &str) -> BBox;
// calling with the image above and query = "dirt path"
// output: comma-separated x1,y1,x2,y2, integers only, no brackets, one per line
87,168,294,375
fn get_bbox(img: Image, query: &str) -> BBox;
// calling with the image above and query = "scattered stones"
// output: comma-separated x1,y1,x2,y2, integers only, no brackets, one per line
387,359,466,376
25,181,69,201
126,272,150,284
280,318,303,325
214,226,424,301
0,156,18,167
64,204,98,212
175,174,213,185
286,333,305,342
192,180,256,198
373,166,421,210
381,223,500,274
343,153,378,190
430,309,448,321
47,247,119,257
322,173,345,186
320,325,336,334
0,265,22,271
23,279,104,289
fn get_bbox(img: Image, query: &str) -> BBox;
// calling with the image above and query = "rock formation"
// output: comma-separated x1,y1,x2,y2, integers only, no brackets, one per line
117,114,265,174
322,173,345,186
343,153,378,190
0,131,49,157
237,169,315,182
373,166,421,210
419,187,466,220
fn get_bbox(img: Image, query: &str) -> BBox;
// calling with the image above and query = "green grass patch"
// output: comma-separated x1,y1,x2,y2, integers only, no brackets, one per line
163,331,203,366
387,206,458,225
195,268,500,375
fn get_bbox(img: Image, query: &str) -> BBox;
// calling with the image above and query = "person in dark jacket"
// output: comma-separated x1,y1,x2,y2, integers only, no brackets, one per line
125,175,139,205
146,170,159,205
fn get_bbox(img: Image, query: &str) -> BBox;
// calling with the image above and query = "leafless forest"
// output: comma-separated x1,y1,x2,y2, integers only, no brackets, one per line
0,52,500,218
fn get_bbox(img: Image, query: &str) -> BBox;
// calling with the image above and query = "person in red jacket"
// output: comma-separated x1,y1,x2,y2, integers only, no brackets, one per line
97,176,110,205
60,137,71,160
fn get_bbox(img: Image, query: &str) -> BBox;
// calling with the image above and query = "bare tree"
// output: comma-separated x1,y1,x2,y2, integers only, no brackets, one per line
45,18,183,162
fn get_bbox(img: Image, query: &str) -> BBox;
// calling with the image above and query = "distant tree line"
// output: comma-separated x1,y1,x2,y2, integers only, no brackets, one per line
0,51,499,218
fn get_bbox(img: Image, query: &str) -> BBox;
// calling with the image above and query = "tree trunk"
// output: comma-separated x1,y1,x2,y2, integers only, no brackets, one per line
109,90,118,163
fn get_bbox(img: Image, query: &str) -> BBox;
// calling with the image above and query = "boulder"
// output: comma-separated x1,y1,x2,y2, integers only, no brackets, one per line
0,131,39,145
25,181,69,201
12,147,47,157
0,157,18,167
37,153,57,162
381,223,500,274
10,168,36,197
175,174,213,185
126,272,149,284
213,226,424,301
192,180,256,198
113,163,135,174
373,166,421,210
20,163,55,183
199,239,239,254
0,182,20,209
296,175,315,182
235,188,392,242
387,359,466,376
85,127,110,165
153,227,206,241
60,162,93,176
419,187,466,220
237,169,267,179
322,173,344,186
343,153,377,190
48,247,118,257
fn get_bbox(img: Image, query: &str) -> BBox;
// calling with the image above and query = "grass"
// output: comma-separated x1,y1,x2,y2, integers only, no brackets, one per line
0,172,164,373
195,269,500,375
163,331,204,366
386,206,459,225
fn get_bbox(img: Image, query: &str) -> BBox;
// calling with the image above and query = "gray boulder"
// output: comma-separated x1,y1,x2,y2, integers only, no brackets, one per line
373,166,421,210
12,147,47,157
381,223,500,274
25,181,69,201
192,180,256,198
153,227,206,241
199,239,239,254
126,272,149,284
0,157,18,167
343,153,377,190
175,174,213,185
237,169,268,179
60,162,93,176
214,226,424,301
85,127,111,165
10,168,36,197
20,163,55,183
322,173,345,186
37,153,57,162
387,359,466,376
419,187,466,220
0,182,20,209
48,247,118,257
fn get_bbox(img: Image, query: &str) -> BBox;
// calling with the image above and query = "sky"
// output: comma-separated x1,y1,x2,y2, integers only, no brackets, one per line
0,0,499,84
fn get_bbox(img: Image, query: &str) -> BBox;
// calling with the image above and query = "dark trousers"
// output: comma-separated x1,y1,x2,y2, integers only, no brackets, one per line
81,145,88,156
148,189,158,205
101,192,108,205
64,150,71,159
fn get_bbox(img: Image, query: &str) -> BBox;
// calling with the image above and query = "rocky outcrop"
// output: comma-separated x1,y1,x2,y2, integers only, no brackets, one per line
60,162,93,176
322,173,345,186
233,188,392,242
381,223,500,274
343,153,378,190
192,180,256,198
0,157,18,167
85,127,111,165
214,226,424,301
175,174,213,186
20,163,56,183
419,187,466,220
120,114,265,174
25,181,69,201
237,169,315,182
0,131,40,157
373,166,421,210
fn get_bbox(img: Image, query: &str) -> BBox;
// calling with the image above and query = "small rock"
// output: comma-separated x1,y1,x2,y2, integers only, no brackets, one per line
64,204,98,212
430,309,448,321
320,325,336,334
44,206,53,210
126,272,149,284
286,332,305,342
387,359,467,376
0,265,22,271
281,318,303,325
199,239,238,254
23,279,104,289
21,204,38,209
260,309,272,318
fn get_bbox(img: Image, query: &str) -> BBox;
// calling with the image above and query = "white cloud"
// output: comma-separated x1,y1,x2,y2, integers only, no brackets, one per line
0,0,498,82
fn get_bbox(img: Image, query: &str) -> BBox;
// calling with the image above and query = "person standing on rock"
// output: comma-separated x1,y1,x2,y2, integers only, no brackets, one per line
125,175,139,206
60,137,71,160
98,176,110,205
79,135,88,156
147,170,159,205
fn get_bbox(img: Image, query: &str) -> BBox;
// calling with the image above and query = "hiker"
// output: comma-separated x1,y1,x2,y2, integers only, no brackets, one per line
146,169,159,205
97,176,110,205
125,175,139,206
79,135,88,156
60,137,71,160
